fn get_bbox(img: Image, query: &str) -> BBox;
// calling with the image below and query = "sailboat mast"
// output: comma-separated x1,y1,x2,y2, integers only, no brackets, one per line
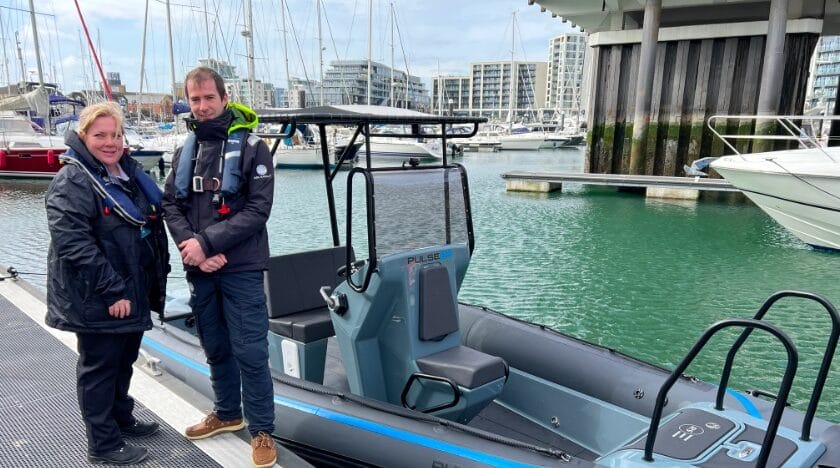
0,9,11,93
203,0,212,61
15,31,25,83
243,0,256,107
508,11,516,126
27,0,45,86
367,0,372,105
389,2,394,107
165,0,177,109
281,0,290,107
138,0,150,124
73,0,112,100
76,31,88,100
317,0,324,106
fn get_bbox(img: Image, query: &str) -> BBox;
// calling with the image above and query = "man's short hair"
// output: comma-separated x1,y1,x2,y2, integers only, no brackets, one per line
184,67,226,99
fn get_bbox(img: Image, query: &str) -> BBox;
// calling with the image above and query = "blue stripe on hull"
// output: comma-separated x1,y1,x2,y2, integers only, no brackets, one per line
141,336,538,467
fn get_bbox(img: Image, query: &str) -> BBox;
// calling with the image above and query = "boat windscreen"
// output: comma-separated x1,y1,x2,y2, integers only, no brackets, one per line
368,167,470,257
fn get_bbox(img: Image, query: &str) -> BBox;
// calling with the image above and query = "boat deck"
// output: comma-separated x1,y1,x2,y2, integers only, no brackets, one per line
320,315,599,462
0,276,311,468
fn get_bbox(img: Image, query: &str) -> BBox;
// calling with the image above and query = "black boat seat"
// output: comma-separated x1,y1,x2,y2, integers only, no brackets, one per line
268,308,333,343
416,346,506,389
415,265,507,389
265,245,349,344
418,266,459,341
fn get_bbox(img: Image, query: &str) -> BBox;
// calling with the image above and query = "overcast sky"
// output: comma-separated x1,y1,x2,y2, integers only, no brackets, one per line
2,0,578,94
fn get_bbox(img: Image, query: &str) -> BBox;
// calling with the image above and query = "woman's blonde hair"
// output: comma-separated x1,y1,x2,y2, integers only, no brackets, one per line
77,101,124,137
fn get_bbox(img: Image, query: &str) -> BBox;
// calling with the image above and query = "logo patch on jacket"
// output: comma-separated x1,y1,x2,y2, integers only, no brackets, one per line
254,164,271,180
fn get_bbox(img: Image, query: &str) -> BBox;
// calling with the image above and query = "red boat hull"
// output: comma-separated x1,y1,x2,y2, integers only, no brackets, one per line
0,147,66,178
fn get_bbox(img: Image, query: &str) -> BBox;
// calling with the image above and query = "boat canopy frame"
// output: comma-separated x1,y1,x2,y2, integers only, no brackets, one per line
259,105,486,253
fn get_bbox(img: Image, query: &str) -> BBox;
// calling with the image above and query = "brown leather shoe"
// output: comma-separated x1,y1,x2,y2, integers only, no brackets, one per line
184,412,245,440
251,432,277,468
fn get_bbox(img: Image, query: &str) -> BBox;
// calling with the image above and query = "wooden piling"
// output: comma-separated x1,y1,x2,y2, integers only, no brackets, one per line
586,28,818,176
629,0,662,175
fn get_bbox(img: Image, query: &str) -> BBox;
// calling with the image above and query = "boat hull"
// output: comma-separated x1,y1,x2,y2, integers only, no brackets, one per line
0,147,65,178
499,135,544,151
142,316,561,467
141,301,839,467
368,140,442,160
273,147,334,169
712,149,840,251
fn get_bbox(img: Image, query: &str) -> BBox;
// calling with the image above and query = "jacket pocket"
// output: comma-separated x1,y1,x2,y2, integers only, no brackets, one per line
81,259,140,326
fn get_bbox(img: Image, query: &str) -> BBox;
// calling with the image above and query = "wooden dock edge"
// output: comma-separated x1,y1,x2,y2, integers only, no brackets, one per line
502,171,746,201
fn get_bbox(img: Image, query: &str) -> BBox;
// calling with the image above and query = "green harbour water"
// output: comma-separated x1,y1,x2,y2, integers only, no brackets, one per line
1,146,838,422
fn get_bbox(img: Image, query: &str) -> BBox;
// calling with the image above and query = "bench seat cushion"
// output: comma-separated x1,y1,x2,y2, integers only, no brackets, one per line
416,345,506,389
268,307,334,343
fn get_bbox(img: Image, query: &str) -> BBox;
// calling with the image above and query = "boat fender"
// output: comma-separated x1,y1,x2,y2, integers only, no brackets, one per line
0,150,5,169
46,149,56,167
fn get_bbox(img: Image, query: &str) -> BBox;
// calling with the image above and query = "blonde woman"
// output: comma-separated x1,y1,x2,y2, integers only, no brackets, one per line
45,102,170,465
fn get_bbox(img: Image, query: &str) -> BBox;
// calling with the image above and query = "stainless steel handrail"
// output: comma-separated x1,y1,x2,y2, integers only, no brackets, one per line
707,114,840,163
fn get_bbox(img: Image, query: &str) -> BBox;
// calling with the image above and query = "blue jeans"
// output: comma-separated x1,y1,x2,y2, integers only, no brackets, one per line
187,270,274,435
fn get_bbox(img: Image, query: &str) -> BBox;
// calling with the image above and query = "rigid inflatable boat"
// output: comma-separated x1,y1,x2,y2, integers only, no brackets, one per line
143,106,840,467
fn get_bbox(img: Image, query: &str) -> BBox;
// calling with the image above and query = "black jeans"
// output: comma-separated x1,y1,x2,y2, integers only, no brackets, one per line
76,331,143,455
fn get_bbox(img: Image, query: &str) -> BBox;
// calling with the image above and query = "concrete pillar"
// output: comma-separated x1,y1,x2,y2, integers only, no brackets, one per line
505,180,562,193
646,187,699,200
628,0,661,175
755,0,788,151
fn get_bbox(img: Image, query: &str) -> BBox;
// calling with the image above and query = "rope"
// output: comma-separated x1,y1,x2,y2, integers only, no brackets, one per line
2,268,186,280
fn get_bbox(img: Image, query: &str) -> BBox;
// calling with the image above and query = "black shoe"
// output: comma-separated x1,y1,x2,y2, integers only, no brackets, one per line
88,444,149,465
120,420,160,438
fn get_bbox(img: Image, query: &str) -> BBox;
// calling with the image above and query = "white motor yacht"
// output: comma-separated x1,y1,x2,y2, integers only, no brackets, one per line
709,115,840,251
367,137,443,160
712,147,840,250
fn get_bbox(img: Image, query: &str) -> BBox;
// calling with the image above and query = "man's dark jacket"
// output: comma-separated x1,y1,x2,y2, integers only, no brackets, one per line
162,105,273,273
45,131,170,333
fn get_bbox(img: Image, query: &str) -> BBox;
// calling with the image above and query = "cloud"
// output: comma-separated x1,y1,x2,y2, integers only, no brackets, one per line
10,0,580,95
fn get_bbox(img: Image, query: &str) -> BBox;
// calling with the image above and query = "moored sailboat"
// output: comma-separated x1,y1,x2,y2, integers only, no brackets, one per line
0,111,65,178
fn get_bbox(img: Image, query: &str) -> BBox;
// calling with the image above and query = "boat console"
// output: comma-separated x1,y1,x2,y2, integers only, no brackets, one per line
324,165,508,423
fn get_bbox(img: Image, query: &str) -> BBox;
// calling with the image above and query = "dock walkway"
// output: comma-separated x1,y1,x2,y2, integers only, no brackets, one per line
501,171,739,199
0,275,311,468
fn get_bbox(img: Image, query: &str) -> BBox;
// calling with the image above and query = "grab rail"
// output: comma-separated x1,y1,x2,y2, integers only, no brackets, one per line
643,319,798,468
345,167,377,293
706,114,840,163
714,291,839,441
